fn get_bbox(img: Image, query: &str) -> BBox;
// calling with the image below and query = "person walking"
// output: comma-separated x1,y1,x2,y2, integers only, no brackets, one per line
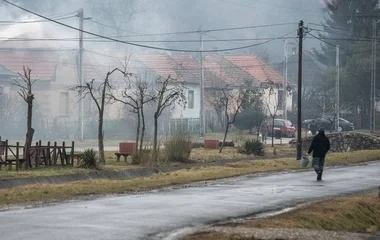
309,120,318,136
307,127,330,181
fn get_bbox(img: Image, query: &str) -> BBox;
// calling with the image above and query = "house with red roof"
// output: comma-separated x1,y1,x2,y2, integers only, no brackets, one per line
204,53,293,116
0,47,292,138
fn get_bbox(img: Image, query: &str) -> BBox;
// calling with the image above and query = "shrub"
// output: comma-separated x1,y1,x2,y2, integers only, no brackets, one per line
243,139,265,156
165,125,192,162
79,148,99,169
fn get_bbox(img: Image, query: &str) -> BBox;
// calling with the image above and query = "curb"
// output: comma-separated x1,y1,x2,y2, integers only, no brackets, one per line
0,156,376,190
0,157,261,189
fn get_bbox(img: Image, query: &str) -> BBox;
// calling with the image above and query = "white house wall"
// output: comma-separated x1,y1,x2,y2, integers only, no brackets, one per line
170,84,200,119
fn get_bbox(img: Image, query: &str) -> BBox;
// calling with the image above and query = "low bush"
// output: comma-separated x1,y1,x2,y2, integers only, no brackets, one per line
79,148,99,169
242,139,265,156
165,125,192,162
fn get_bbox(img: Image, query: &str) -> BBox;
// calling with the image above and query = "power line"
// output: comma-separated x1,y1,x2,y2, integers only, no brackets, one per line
308,23,350,32
87,19,141,35
90,19,296,38
0,15,76,24
0,36,297,43
1,0,295,53
307,32,337,47
0,34,377,44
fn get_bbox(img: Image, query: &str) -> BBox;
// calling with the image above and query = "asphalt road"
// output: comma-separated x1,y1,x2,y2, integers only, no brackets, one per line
1,162,379,240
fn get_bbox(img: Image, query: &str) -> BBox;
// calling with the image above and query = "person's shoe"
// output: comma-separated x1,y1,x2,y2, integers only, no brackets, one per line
317,172,322,181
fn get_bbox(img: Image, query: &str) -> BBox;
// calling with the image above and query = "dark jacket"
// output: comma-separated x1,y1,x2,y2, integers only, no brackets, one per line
307,132,330,158
309,123,318,133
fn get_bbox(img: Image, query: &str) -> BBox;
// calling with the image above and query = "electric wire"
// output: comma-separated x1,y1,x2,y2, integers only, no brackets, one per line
1,0,297,53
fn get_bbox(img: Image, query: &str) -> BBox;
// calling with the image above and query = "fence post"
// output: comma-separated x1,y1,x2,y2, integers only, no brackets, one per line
71,141,74,166
53,142,57,165
5,140,8,170
35,141,39,167
47,141,51,166
16,142,19,171
61,141,66,165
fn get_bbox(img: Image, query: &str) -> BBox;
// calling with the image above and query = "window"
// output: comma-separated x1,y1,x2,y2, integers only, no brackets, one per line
274,120,284,128
188,90,194,109
59,92,69,116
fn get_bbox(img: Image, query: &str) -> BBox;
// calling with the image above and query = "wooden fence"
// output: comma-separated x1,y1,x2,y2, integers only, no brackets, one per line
0,140,75,171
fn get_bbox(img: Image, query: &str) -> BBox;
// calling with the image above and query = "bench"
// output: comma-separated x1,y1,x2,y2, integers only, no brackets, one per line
114,152,130,162
5,159,26,170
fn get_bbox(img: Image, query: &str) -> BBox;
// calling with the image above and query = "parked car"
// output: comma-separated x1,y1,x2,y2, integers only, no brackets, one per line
303,117,354,132
268,119,296,138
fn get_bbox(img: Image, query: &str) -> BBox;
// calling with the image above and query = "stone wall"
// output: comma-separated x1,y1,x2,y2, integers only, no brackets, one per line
289,132,380,153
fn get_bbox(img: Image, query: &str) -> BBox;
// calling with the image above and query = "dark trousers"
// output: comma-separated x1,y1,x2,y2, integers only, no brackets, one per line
312,157,325,174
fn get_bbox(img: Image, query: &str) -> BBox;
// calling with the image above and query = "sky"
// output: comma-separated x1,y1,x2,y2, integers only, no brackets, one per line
0,0,329,62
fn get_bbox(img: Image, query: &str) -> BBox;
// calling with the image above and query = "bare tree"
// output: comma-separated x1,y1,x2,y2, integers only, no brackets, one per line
74,68,129,164
206,90,226,132
214,86,250,153
13,66,35,169
109,77,155,157
153,76,186,162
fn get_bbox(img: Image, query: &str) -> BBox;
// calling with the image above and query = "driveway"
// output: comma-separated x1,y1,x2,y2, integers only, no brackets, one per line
1,162,379,240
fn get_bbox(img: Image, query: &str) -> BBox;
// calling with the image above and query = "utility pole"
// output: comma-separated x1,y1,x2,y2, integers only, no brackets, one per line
77,9,92,141
371,19,377,133
283,39,288,121
296,20,304,160
373,19,377,133
199,25,205,136
78,8,84,141
335,45,340,132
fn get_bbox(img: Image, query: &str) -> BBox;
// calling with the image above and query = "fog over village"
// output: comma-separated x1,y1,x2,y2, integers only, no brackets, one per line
1,1,380,240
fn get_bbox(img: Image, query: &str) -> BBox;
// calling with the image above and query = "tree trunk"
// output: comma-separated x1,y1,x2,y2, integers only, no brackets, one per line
98,111,105,164
24,100,33,169
139,105,146,155
24,128,34,169
135,109,141,155
256,129,260,141
272,116,275,147
219,121,230,153
153,114,158,163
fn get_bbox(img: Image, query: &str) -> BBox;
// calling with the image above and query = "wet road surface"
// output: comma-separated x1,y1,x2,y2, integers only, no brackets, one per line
1,162,379,240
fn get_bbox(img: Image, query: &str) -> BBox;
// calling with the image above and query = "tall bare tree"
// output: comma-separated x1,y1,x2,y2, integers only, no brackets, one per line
208,85,250,153
153,76,186,162
109,77,155,157
215,86,250,153
13,66,35,169
74,68,129,164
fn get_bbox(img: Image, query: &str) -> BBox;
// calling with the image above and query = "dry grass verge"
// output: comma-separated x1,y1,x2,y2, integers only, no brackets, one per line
183,193,380,240
189,144,295,162
0,145,295,180
0,150,379,207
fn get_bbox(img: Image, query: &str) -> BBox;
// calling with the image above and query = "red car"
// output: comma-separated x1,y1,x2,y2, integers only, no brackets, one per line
268,119,296,138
